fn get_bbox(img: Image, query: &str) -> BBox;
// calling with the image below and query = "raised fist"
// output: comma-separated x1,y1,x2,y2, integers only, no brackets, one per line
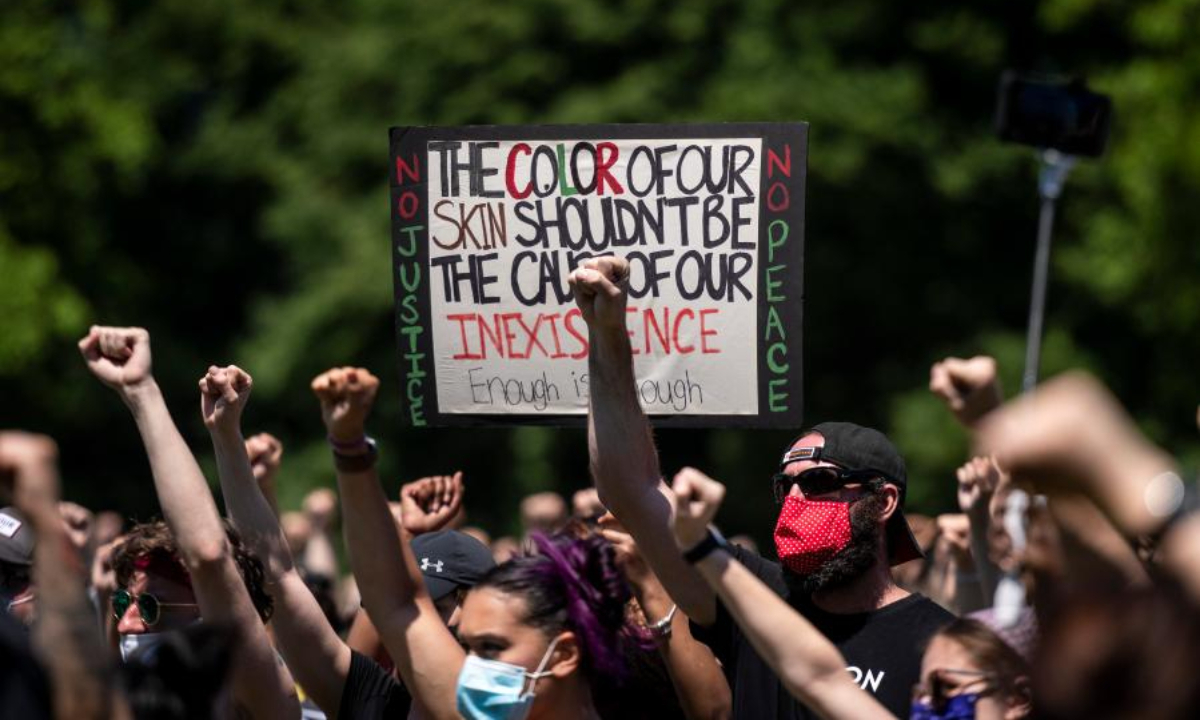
669,467,725,551
597,513,651,586
398,472,463,536
955,456,1004,516
78,326,154,393
245,433,284,484
567,255,630,332
935,513,972,564
976,371,1174,538
302,487,338,532
58,501,95,557
929,356,1003,427
0,431,60,513
310,367,380,442
199,365,253,436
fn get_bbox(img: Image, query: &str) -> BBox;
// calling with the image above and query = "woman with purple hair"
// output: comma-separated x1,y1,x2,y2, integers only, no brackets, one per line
455,531,641,719
313,365,642,720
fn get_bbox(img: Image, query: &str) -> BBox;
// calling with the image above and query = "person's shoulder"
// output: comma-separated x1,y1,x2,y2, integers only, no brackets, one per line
884,593,957,629
729,543,787,595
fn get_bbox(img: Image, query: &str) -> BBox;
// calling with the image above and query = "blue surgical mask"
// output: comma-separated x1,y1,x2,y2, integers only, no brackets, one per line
456,638,560,720
910,692,980,720
119,631,169,663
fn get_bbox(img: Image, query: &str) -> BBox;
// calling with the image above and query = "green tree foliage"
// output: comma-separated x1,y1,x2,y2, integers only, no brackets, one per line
2,0,1198,541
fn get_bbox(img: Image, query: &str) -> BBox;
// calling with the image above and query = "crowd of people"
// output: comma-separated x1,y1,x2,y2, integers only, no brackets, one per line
3,255,1200,719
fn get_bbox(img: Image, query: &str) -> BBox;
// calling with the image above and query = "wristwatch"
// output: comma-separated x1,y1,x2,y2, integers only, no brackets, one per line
683,526,730,564
332,437,379,473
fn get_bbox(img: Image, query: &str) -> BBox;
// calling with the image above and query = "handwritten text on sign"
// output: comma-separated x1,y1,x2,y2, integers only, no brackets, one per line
424,138,762,416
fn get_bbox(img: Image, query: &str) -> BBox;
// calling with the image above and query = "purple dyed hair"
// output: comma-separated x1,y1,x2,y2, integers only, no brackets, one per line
471,531,648,679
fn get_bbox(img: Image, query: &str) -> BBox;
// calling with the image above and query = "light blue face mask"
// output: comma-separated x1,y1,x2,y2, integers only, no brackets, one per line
456,638,560,720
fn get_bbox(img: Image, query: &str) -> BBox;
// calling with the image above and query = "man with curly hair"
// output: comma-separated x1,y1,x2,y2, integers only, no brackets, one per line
80,325,300,720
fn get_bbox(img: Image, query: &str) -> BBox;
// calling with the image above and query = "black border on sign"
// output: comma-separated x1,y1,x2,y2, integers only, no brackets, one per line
388,122,806,429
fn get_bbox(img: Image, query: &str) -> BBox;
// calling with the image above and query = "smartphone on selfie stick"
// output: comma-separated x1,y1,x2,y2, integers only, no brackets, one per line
993,73,1112,626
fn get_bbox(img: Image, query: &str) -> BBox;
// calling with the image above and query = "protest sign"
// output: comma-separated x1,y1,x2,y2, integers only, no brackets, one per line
390,123,805,427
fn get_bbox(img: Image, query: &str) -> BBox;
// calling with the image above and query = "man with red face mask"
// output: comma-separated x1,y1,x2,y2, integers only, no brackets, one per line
568,257,954,719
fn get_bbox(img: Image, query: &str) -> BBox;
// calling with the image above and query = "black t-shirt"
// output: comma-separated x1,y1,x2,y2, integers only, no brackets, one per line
338,649,412,720
0,612,50,720
694,545,955,720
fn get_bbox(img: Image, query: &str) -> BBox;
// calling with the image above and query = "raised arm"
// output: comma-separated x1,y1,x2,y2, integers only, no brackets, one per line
929,356,1004,428
568,257,717,624
2,432,131,720
312,367,463,720
669,468,892,720
245,432,284,517
200,366,352,717
977,372,1200,600
955,456,1004,600
600,516,731,720
79,326,298,720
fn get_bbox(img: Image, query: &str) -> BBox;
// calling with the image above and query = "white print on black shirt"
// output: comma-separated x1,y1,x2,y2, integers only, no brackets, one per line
847,666,885,693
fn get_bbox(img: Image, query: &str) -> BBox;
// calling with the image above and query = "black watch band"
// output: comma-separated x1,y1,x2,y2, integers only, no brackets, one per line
333,437,379,473
683,527,729,564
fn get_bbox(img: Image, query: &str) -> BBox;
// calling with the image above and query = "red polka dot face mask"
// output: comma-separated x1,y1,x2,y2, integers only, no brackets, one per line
773,496,854,576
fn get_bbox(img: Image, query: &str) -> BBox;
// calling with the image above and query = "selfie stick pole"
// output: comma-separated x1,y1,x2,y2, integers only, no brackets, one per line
1022,149,1076,394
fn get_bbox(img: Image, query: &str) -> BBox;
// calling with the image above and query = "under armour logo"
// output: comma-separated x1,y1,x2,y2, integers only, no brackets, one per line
420,558,444,573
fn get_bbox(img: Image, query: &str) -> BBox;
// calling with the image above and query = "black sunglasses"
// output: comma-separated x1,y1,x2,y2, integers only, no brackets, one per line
111,588,198,626
771,466,882,504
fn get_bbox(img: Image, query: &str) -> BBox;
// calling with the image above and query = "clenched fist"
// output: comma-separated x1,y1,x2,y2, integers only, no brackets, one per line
78,326,154,394
0,431,61,517
245,433,284,484
670,467,726,551
567,255,630,333
311,367,380,442
929,356,1003,427
199,365,253,437
398,473,463,536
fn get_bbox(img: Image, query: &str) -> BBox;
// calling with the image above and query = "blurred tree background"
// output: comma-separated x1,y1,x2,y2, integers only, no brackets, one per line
2,0,1198,549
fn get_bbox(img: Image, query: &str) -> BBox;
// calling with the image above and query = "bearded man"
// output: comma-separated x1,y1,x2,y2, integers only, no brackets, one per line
568,256,953,719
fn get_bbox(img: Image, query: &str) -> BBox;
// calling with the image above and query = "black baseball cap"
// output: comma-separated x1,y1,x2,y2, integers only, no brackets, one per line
0,508,34,566
779,422,923,566
411,530,496,601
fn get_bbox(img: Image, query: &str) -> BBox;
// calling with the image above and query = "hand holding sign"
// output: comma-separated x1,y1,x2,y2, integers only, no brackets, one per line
399,472,463,536
568,255,630,334
670,467,726,551
311,367,380,442
78,326,154,395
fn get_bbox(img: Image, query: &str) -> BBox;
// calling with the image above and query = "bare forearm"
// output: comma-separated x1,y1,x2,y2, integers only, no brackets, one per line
124,381,228,564
337,468,423,615
28,509,122,720
1162,514,1200,605
635,578,731,720
966,509,999,598
588,330,660,507
212,432,350,712
303,529,340,579
696,553,889,720
211,432,294,578
588,332,716,621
